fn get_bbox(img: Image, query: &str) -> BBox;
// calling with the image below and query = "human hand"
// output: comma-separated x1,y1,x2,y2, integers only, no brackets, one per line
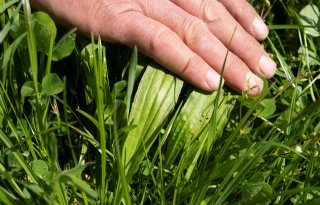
30,0,276,96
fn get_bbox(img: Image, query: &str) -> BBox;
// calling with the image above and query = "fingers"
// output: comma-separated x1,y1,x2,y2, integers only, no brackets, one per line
140,0,264,95
122,13,222,92
207,3,276,79
41,0,272,96
169,0,276,79
218,0,269,40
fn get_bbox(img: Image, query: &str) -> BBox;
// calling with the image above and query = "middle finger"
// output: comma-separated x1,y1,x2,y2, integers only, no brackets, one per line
142,0,263,95
170,0,276,79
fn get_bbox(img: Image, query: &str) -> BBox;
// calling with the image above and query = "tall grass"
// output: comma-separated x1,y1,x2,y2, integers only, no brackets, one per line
0,0,319,204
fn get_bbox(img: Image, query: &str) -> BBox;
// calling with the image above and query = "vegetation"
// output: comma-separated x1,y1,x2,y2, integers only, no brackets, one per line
0,0,319,204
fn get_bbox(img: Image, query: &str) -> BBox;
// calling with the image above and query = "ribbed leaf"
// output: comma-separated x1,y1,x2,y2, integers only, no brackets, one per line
123,65,183,180
164,91,235,168
184,97,235,179
299,4,320,37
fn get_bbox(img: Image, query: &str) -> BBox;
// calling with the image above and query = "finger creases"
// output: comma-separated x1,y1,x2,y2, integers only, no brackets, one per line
218,0,269,40
123,13,222,91
168,0,276,81
139,0,268,95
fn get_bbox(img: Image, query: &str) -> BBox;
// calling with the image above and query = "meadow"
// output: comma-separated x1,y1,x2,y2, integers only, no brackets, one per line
0,0,319,204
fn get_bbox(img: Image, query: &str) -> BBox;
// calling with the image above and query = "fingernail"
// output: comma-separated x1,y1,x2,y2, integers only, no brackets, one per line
252,17,269,39
246,72,263,96
258,55,277,78
206,69,223,91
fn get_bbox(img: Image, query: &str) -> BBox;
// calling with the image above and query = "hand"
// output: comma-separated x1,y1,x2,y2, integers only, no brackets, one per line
30,0,276,96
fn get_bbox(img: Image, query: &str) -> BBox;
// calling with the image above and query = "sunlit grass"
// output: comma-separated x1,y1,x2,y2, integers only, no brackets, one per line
0,0,319,204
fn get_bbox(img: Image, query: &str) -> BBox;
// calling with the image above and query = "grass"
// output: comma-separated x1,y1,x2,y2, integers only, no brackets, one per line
0,0,320,204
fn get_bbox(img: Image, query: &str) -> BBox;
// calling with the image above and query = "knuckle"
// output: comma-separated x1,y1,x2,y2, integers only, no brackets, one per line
243,39,257,54
238,36,256,55
140,0,157,16
238,36,263,62
92,1,142,34
90,1,118,34
202,2,226,24
148,27,171,52
183,18,207,46
225,55,241,72
180,55,198,75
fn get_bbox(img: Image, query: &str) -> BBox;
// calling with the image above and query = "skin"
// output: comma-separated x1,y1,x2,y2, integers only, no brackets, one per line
30,0,277,96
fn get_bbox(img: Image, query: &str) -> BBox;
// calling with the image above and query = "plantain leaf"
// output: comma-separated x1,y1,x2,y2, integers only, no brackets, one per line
299,4,320,37
123,65,183,181
164,91,235,168
298,46,320,66
165,90,217,168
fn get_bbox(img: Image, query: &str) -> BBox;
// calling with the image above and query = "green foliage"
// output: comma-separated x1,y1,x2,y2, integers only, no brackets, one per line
123,65,184,180
32,11,56,53
41,73,64,96
242,172,273,204
299,4,320,37
29,160,50,182
0,0,319,204
52,28,76,61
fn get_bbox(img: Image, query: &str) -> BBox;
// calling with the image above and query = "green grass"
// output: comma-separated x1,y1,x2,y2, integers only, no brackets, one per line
0,0,320,204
